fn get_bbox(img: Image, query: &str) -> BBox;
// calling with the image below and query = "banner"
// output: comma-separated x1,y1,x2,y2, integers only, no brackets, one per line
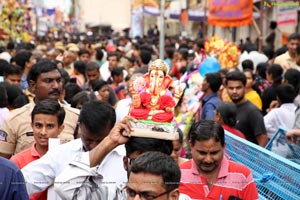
208,0,253,27
277,7,298,28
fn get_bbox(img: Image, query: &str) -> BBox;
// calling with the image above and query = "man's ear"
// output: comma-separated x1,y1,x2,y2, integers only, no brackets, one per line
169,188,180,200
123,156,128,171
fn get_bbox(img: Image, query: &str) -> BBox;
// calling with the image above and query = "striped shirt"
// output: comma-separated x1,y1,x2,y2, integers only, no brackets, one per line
179,157,258,200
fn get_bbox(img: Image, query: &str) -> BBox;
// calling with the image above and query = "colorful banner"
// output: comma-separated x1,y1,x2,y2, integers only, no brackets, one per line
277,7,298,28
131,12,143,38
208,0,253,27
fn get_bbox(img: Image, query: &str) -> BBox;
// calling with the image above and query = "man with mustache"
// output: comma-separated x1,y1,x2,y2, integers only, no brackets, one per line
180,120,258,199
0,60,79,158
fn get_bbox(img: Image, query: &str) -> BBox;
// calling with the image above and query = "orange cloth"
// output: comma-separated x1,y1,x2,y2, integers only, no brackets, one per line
180,9,188,27
208,0,253,27
10,144,48,200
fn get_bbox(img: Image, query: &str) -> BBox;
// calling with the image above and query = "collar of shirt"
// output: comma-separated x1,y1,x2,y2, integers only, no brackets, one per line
284,52,295,62
71,138,85,152
31,143,41,158
280,103,296,109
191,157,229,179
202,93,218,104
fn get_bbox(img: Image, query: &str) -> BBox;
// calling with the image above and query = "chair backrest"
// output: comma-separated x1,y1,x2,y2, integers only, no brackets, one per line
225,130,300,200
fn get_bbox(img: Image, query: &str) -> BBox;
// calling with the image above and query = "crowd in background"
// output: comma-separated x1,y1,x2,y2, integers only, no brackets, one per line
0,30,300,199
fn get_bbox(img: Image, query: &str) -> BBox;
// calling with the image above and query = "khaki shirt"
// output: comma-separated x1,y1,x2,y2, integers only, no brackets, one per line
274,52,299,71
64,63,74,76
23,89,35,103
0,102,79,155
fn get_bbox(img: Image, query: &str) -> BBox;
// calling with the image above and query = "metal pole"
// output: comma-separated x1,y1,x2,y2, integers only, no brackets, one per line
259,0,264,53
142,0,145,37
159,0,165,59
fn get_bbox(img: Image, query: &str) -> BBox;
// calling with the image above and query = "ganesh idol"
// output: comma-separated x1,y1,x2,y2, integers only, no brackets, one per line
129,59,183,122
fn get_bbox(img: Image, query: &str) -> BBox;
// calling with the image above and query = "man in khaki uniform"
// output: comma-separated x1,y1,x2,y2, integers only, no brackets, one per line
274,33,300,71
0,60,79,158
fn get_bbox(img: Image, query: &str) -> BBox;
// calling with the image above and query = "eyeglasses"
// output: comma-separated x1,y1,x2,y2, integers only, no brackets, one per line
125,186,173,200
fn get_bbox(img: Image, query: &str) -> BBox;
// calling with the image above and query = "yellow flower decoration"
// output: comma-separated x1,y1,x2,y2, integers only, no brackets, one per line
205,35,240,68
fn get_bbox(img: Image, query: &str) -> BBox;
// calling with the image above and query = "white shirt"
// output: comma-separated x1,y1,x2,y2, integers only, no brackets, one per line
54,151,191,200
0,107,9,127
115,98,132,122
100,61,128,83
264,103,296,139
100,61,110,82
22,139,127,200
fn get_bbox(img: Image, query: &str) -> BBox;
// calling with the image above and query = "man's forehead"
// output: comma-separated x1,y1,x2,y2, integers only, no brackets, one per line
193,139,224,149
39,70,61,77
87,70,99,74
227,80,243,86
108,56,117,60
289,39,300,44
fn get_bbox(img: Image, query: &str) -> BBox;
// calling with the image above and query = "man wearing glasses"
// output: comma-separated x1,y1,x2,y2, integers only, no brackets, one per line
126,151,191,200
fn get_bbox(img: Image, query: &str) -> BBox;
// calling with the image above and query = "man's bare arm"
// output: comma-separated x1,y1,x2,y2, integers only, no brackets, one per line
89,116,134,167
256,134,268,147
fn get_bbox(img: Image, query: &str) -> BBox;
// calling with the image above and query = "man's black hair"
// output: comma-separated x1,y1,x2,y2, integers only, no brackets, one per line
288,33,300,42
95,48,104,61
188,120,225,147
0,59,10,76
0,84,8,108
70,91,97,109
225,71,247,86
125,137,173,157
31,99,65,126
111,67,124,77
216,102,237,127
107,52,120,61
266,64,283,87
131,151,181,191
85,61,99,71
205,72,222,93
93,80,108,91
3,64,22,77
78,100,116,135
241,59,254,71
27,59,61,84
276,84,296,104
139,50,151,65
73,61,86,77
78,49,91,57
283,68,300,94
64,83,82,103
256,62,268,80
0,82,29,109
14,50,32,69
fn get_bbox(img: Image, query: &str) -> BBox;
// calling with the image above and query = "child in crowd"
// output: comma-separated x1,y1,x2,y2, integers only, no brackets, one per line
111,67,125,100
10,99,65,200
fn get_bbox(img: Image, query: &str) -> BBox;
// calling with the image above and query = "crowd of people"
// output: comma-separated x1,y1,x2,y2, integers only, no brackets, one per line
0,30,300,199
